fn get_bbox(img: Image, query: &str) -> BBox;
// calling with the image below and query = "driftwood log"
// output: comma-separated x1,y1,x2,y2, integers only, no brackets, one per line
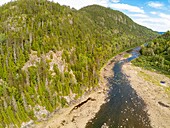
158,101,170,108
70,97,96,114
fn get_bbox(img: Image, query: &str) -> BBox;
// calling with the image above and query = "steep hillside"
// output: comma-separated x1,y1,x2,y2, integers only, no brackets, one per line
80,5,157,40
0,0,158,127
133,31,170,76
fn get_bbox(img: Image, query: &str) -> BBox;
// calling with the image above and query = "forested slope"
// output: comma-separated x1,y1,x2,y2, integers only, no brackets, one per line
133,31,170,76
0,0,158,127
80,5,156,38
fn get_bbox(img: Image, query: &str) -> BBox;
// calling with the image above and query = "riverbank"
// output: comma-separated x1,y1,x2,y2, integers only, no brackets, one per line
36,52,127,128
122,63,170,128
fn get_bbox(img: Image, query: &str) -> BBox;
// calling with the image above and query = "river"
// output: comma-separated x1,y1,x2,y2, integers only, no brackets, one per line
86,47,152,128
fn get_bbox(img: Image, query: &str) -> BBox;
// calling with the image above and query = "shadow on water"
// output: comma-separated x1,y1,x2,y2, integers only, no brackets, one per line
86,47,152,128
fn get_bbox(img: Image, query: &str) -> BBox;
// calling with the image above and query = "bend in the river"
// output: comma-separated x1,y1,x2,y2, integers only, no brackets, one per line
86,47,152,128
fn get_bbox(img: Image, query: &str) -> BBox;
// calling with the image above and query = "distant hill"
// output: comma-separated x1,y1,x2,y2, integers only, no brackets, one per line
0,0,158,127
133,31,170,75
80,5,157,39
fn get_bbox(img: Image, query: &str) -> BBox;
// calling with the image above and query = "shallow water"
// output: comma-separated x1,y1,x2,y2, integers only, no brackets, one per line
86,47,152,128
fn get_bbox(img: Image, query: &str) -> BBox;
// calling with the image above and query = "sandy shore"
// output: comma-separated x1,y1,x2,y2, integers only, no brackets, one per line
122,63,170,128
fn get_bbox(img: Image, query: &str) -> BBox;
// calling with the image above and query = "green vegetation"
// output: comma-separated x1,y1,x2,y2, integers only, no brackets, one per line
123,53,131,58
133,31,170,76
0,0,158,127
138,71,161,86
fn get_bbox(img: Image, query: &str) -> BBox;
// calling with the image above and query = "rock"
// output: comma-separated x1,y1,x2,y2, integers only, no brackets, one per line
101,123,109,128
21,120,34,128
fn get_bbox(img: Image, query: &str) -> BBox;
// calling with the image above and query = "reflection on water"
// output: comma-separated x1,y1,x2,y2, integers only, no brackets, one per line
86,47,152,128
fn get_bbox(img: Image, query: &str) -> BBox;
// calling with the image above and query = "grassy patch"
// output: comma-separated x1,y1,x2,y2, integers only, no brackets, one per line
137,71,161,87
123,53,131,58
165,87,170,93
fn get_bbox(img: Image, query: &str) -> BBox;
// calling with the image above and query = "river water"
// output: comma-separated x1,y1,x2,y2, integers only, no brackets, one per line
86,47,152,128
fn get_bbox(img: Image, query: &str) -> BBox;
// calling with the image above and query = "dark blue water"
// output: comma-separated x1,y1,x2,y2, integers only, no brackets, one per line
86,47,152,128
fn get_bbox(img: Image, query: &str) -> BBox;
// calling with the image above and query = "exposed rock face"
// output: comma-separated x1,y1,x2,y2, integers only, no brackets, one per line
46,50,65,73
22,50,40,71
22,50,65,73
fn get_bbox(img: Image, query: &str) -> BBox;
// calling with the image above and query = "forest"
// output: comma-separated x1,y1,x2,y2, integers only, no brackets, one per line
0,0,158,127
133,31,170,76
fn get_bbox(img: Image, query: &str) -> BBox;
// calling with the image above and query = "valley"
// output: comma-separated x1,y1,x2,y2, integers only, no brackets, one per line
36,47,170,128
1,0,170,127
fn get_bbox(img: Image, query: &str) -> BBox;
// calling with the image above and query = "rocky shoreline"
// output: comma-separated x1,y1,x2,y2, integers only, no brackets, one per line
35,53,126,128
36,51,170,128
122,63,170,128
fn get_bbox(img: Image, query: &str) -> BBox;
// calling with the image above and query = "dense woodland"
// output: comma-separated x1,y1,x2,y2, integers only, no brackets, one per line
0,0,158,127
133,31,170,76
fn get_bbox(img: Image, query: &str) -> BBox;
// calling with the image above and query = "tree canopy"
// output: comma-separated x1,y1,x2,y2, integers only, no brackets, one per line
0,0,158,127
133,31,170,76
